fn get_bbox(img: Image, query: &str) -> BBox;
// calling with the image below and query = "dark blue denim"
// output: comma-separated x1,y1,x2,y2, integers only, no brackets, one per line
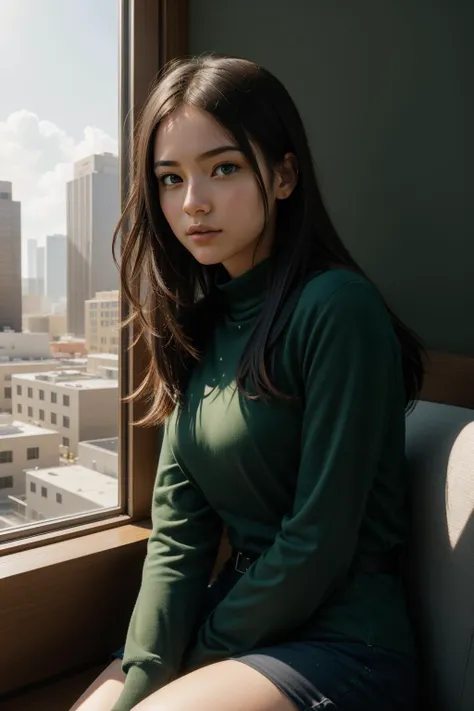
112,565,417,710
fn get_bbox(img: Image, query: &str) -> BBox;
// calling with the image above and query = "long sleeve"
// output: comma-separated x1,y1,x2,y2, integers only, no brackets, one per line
183,280,400,671
112,425,223,711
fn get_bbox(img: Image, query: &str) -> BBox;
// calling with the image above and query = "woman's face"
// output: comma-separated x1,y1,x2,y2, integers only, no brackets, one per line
153,104,296,277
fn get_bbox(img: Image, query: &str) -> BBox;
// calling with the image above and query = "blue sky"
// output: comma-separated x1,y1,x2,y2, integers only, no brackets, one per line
0,0,119,272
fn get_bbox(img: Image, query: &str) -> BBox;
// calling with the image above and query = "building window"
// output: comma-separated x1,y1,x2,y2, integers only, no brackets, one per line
4,387,12,399
51,392,57,404
51,412,57,425
56,493,62,504
30,482,36,493
63,394,70,406
62,437,69,447
41,486,47,498
17,404,22,414
28,387,33,398
39,409,45,421
5,375,11,382
28,406,33,417
39,389,45,400
0,476,13,489
63,416,70,428
16,385,22,396
0,450,13,464
27,447,39,460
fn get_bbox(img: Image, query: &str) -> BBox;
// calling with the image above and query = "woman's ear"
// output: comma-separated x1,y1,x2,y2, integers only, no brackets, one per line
274,152,298,200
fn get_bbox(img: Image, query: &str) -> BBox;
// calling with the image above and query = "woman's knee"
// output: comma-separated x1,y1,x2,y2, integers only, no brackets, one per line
68,658,126,711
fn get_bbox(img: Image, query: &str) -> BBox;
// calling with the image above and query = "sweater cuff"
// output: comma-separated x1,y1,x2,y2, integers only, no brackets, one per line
112,663,164,711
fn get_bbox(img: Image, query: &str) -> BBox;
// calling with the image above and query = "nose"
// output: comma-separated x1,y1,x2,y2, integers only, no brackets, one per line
183,179,211,216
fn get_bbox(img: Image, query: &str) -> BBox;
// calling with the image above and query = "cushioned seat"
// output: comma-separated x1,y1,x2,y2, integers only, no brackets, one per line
405,401,474,710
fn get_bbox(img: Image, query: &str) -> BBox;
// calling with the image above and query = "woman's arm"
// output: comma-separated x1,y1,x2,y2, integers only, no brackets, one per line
112,426,223,711
182,280,401,671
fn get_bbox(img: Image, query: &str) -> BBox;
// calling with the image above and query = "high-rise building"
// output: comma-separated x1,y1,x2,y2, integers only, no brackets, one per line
66,153,119,337
27,239,37,279
45,233,67,303
0,182,22,332
85,290,120,355
36,245,45,295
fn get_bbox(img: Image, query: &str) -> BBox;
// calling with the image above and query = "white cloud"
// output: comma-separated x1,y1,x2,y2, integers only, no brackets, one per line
0,109,118,266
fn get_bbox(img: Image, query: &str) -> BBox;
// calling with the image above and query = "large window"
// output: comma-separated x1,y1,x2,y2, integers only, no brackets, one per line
0,0,185,693
0,0,122,539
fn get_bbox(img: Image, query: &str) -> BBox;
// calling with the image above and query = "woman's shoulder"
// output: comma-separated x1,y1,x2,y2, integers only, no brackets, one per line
295,267,387,325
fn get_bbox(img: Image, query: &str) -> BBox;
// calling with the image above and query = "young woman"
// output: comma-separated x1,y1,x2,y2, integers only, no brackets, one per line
70,54,423,711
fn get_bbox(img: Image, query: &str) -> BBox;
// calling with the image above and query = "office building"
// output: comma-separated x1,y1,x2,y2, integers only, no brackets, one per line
24,463,118,521
36,246,45,295
85,290,120,354
12,369,118,455
78,437,118,478
22,313,67,341
0,182,22,332
27,239,37,279
67,153,119,337
45,234,67,304
0,414,60,509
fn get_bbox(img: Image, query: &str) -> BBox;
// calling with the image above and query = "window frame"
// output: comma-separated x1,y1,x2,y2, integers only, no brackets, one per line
0,0,189,696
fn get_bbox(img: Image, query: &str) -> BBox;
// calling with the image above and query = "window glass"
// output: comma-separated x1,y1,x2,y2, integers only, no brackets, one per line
27,447,39,460
0,0,120,535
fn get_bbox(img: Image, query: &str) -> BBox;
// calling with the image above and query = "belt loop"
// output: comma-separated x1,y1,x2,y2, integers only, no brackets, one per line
234,551,248,574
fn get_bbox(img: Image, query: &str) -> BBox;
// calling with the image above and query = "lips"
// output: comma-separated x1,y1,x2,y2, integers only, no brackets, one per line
189,229,221,243
186,225,221,236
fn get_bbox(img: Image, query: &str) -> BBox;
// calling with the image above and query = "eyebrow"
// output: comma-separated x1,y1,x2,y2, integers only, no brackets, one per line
154,145,242,169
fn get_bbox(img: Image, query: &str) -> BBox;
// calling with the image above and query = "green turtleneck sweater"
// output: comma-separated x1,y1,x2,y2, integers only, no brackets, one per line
113,262,413,711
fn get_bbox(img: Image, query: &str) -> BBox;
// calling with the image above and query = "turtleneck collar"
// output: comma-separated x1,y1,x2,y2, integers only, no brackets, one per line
215,257,272,322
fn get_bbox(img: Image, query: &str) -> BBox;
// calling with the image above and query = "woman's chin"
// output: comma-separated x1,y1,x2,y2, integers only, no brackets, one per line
190,247,227,266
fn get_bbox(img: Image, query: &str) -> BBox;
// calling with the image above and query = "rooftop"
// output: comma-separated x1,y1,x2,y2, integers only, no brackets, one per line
0,419,58,439
25,464,119,508
0,357,87,366
84,437,118,454
13,372,118,390
87,353,119,362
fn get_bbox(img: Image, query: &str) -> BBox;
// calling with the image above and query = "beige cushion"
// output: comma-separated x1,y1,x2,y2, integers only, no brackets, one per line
405,401,474,710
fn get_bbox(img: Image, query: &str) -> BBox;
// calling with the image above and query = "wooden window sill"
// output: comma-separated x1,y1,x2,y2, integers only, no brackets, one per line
0,523,151,696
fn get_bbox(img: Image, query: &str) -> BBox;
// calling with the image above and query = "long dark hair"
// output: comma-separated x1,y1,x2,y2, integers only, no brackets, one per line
113,53,425,426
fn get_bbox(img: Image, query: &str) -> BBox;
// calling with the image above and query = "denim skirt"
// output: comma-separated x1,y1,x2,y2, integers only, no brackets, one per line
112,567,417,710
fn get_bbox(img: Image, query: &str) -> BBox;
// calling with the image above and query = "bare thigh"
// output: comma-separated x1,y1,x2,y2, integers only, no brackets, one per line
68,659,126,711
132,659,299,711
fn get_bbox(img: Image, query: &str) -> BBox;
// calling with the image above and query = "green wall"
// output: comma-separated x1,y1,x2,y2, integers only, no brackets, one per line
189,1,473,354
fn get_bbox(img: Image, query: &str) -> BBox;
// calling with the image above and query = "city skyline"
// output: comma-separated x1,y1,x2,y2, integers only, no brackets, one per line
0,2,121,531
0,0,119,274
